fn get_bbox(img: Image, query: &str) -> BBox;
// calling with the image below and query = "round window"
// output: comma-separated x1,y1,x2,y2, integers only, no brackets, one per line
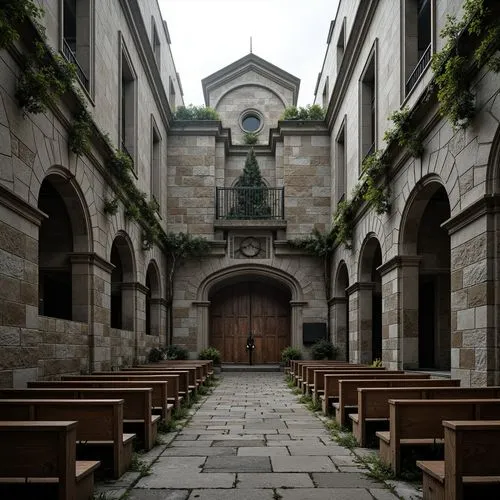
241,114,261,132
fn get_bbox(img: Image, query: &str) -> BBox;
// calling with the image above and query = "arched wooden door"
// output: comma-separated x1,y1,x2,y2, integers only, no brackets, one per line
210,281,291,363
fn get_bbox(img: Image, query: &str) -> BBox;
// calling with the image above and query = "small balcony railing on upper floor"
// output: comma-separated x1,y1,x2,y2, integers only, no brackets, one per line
63,38,89,90
405,44,432,96
216,186,285,220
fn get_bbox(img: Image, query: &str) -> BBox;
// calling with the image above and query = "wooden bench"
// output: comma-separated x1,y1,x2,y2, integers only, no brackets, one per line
311,367,388,401
62,373,185,407
0,387,161,451
417,420,500,500
298,362,357,391
122,367,199,391
376,399,500,475
0,421,100,500
335,377,458,426
352,386,500,447
290,361,358,387
321,371,416,414
29,379,175,416
152,360,213,381
0,399,134,479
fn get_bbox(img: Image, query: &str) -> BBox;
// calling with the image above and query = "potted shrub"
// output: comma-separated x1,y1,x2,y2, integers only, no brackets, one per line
199,347,221,373
310,339,338,360
280,346,302,369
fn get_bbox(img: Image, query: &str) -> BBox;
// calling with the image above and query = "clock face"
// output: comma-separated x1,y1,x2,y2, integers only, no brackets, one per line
240,237,261,257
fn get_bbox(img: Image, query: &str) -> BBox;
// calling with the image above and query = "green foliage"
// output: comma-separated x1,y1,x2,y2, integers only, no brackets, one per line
280,346,302,365
370,358,383,368
0,0,43,49
198,347,221,365
147,347,164,363
174,105,220,120
333,199,356,248
289,227,336,257
125,204,140,220
361,151,391,215
69,107,92,156
280,104,325,120
243,132,258,145
108,149,134,182
431,0,500,129
130,453,150,476
163,232,210,260
383,107,423,158
360,452,395,481
103,197,119,216
310,339,338,360
164,344,189,360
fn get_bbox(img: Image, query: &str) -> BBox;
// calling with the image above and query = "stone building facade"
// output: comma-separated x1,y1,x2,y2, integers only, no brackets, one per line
0,0,499,387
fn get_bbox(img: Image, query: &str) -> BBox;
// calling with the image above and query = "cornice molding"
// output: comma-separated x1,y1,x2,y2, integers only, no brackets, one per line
346,282,375,295
69,252,115,273
0,185,47,226
377,255,422,276
328,296,348,306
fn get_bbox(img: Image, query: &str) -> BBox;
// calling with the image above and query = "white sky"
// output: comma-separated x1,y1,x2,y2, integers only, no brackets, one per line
157,0,340,107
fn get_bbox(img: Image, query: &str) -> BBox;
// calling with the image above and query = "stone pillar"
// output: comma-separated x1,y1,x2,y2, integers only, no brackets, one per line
193,300,210,353
443,195,499,386
329,297,348,361
378,256,421,370
290,301,307,349
149,298,163,337
346,283,374,364
122,282,148,363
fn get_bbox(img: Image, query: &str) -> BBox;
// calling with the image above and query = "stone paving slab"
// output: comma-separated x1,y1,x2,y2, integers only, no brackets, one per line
312,472,381,488
276,488,376,500
271,455,337,472
236,472,315,488
187,489,275,500
203,456,272,472
128,490,189,500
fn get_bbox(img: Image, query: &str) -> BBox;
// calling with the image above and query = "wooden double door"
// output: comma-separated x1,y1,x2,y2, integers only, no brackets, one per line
210,281,291,364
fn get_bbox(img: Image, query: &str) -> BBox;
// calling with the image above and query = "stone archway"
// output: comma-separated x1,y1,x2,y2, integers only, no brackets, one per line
331,262,349,361
358,235,383,363
38,171,91,322
110,232,136,331
209,276,292,363
400,178,451,370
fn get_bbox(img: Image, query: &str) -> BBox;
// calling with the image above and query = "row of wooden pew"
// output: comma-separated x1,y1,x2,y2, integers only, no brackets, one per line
0,359,213,500
288,360,500,499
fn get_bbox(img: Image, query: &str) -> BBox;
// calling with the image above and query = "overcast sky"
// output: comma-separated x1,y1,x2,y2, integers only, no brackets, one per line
157,0,340,107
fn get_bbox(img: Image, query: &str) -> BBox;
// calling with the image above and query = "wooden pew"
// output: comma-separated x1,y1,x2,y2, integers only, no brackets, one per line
352,386,500,447
321,371,417,414
29,378,175,415
62,373,186,407
0,421,100,500
0,399,134,479
335,377,460,426
0,387,160,451
118,368,196,397
377,399,500,475
312,367,387,401
417,420,500,500
298,362,357,391
291,361,357,387
153,360,213,381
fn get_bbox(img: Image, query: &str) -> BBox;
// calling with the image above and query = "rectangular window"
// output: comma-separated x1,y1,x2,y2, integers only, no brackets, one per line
169,77,176,112
404,0,432,95
152,19,161,69
359,43,377,165
120,40,137,167
336,17,346,71
322,76,329,109
62,0,91,90
336,117,347,203
151,118,161,208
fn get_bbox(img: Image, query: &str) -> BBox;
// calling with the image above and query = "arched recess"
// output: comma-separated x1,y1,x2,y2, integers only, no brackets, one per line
110,232,136,331
399,176,451,370
358,235,383,363
195,264,305,361
145,260,161,336
38,169,91,321
332,262,349,361
214,83,288,109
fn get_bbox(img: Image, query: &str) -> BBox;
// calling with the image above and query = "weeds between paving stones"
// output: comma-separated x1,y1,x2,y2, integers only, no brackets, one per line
272,489,283,500
130,453,151,477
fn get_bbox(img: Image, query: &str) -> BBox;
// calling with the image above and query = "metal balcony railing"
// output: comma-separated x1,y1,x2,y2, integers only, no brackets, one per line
216,187,285,220
405,44,431,96
63,38,89,90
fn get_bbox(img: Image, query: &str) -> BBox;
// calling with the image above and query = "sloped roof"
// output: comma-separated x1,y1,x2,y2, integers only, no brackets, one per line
201,53,300,106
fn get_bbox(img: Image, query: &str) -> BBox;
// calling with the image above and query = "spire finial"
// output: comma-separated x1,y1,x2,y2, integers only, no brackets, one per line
250,36,253,54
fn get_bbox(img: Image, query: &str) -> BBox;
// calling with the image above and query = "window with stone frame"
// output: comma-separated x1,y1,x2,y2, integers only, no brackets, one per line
150,117,161,209
120,38,137,167
322,76,329,109
403,0,432,96
169,77,176,112
336,116,347,204
152,18,161,69
359,42,377,167
62,0,92,91
336,16,346,72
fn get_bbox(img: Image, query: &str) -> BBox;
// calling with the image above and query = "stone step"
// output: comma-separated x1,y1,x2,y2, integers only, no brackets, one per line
221,364,281,372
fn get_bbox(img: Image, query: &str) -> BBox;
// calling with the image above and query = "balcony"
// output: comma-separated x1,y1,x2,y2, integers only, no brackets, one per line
216,187,285,220
63,38,89,90
405,44,431,96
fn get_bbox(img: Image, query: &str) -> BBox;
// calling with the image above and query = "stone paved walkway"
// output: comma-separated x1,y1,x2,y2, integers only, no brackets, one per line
117,372,419,500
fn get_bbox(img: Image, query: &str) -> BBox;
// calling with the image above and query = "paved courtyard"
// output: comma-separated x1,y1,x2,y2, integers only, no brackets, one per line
100,372,421,499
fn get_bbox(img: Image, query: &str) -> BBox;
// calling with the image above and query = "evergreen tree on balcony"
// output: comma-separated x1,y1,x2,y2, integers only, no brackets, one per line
230,148,271,219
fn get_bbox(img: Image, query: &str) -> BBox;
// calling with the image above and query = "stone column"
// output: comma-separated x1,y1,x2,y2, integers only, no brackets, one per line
329,297,348,361
122,282,149,363
290,301,307,349
443,195,499,386
346,283,374,364
193,300,210,353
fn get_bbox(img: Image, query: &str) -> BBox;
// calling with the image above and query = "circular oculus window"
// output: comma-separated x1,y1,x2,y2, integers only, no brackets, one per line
240,110,263,133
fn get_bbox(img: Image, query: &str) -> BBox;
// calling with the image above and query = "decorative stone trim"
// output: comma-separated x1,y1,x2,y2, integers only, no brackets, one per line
150,298,168,307
274,240,309,256
290,301,307,307
122,282,150,295
328,296,348,306
214,220,287,230
377,255,422,276
441,194,500,235
192,301,211,307
0,185,47,226
70,252,115,273
346,282,375,295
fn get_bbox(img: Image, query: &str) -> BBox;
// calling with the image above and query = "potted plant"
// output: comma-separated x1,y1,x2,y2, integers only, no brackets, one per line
280,346,302,369
310,339,338,360
198,347,221,373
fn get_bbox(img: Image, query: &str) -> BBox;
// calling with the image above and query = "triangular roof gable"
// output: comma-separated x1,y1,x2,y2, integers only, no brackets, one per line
202,53,300,107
